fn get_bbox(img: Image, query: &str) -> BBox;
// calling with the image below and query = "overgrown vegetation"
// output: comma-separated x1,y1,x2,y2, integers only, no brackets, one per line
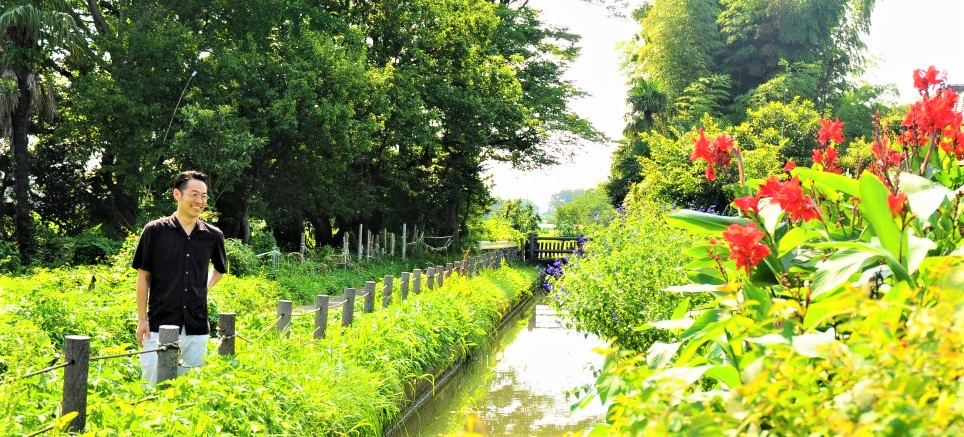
0,256,534,435
564,68,964,435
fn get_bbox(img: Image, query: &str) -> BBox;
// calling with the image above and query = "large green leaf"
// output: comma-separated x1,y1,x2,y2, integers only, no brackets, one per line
646,341,682,369
666,210,750,235
705,364,742,388
793,167,860,197
803,288,859,329
810,248,880,298
777,227,823,257
907,188,952,223
742,281,772,319
858,171,903,263
680,309,721,341
647,365,713,386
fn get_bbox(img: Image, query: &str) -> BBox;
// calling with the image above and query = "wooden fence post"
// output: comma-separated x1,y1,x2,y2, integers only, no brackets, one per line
62,335,89,433
400,272,410,301
445,262,454,279
315,295,329,339
528,233,536,262
157,325,179,384
218,313,236,355
413,269,422,294
382,275,393,308
364,281,376,313
426,267,435,290
277,300,292,337
436,265,444,287
391,233,396,257
342,288,356,327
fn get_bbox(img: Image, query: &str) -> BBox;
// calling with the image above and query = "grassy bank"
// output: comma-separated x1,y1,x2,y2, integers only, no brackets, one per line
0,261,535,435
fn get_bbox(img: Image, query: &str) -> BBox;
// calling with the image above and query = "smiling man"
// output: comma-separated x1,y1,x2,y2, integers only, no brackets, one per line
132,170,227,386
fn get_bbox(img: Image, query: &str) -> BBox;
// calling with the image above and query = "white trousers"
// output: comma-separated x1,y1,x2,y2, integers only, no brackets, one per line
140,328,208,387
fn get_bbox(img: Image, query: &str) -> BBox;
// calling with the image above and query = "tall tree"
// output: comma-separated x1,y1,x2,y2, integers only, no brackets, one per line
0,1,86,263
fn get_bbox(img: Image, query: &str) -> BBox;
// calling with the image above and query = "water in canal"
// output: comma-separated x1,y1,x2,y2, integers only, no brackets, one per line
398,295,609,436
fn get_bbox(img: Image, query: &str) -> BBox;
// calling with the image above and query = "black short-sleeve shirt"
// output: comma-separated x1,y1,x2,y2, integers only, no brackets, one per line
132,214,227,335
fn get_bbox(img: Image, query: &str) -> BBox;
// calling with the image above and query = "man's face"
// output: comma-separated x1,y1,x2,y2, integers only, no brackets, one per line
173,179,208,219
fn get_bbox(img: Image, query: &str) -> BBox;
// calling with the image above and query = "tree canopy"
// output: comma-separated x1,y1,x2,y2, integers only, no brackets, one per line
0,0,601,262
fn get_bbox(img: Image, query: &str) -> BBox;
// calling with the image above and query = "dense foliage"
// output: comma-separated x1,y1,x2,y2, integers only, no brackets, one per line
607,0,886,207
549,193,704,352
577,68,964,435
551,186,617,237
0,258,534,435
0,0,601,265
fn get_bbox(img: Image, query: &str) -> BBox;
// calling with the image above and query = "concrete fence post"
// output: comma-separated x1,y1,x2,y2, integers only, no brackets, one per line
315,295,329,339
277,300,292,337
400,272,410,301
364,281,376,313
218,313,236,355
157,325,179,384
342,288,356,327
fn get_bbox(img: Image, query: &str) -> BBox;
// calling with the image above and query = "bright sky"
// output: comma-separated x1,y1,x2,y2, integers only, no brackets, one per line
486,0,964,213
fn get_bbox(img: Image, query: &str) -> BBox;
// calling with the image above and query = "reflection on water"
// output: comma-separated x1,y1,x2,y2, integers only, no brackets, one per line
403,296,608,437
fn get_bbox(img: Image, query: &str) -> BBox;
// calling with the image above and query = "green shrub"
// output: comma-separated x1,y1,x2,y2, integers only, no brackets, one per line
224,238,262,277
550,193,707,352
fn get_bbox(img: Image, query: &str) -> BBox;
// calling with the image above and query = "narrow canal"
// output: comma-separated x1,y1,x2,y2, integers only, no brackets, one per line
396,295,608,436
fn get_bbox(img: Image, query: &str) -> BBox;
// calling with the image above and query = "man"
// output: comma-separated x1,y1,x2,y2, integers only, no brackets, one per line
133,171,227,386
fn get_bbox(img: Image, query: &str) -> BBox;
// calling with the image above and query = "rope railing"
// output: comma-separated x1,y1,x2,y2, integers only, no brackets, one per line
11,247,524,434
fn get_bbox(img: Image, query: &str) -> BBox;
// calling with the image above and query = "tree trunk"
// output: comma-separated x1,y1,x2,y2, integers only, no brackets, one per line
12,71,34,264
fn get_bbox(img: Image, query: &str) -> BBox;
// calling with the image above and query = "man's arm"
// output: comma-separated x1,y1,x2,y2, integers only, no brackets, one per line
136,268,151,347
208,269,223,291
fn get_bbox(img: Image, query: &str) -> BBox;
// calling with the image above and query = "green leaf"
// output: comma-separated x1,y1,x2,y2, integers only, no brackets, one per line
705,364,742,388
664,284,722,293
792,329,836,358
648,318,695,331
671,298,691,319
907,188,951,223
646,341,682,368
810,248,880,298
803,288,858,329
906,233,937,275
647,365,713,386
680,309,721,341
666,210,750,235
777,227,823,257
793,167,860,197
742,282,772,319
858,171,903,262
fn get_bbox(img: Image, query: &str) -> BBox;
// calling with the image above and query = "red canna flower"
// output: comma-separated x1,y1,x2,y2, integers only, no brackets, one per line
690,128,736,181
812,145,842,174
817,118,845,146
733,195,759,214
912,66,943,94
783,160,796,172
888,192,907,219
722,223,771,274
690,128,711,162
757,176,821,223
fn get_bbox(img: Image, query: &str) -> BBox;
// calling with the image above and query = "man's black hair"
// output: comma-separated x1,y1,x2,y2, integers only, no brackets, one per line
173,171,208,191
